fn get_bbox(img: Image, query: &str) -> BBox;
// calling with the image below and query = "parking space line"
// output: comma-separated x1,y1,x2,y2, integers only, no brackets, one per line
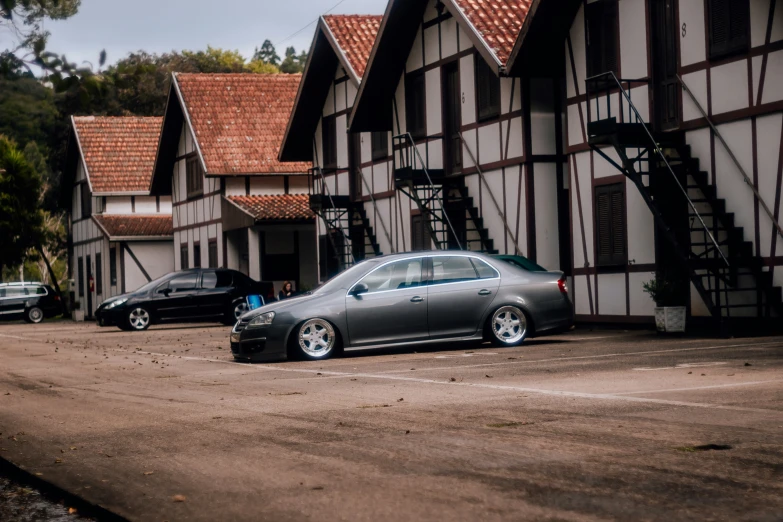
377,341,783,373
614,380,782,395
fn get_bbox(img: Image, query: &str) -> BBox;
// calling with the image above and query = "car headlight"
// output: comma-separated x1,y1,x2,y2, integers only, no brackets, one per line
247,312,275,328
105,298,128,310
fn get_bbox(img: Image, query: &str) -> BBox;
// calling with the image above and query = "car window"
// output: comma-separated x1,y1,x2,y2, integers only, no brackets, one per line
168,274,198,293
201,271,232,289
471,258,500,279
361,258,422,293
34,286,46,295
3,287,28,297
431,256,478,285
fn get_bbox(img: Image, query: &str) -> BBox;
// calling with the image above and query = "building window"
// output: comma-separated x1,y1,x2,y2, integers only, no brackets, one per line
475,57,500,121
109,247,117,286
77,256,84,297
411,214,431,251
708,0,749,60
586,0,619,78
371,131,388,161
208,240,218,268
95,253,102,295
193,243,201,268
595,183,627,267
180,243,189,270
80,184,92,218
405,70,426,139
322,115,337,170
186,156,203,199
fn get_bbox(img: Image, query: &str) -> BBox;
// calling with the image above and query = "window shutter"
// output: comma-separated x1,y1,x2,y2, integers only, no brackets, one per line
595,183,627,266
709,0,748,59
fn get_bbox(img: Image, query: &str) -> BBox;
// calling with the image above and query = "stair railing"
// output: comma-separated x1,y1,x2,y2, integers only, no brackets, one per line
310,166,355,267
585,71,730,270
392,132,462,250
677,74,783,242
458,132,523,255
354,165,394,252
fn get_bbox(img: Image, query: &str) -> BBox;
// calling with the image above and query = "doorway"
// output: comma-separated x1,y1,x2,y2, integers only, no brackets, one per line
85,254,93,318
651,0,679,130
442,62,462,175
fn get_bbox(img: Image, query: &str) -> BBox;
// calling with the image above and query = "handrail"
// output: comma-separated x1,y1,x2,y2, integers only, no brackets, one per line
585,71,729,268
393,132,463,250
677,73,783,242
311,166,355,266
458,132,523,256
355,166,394,252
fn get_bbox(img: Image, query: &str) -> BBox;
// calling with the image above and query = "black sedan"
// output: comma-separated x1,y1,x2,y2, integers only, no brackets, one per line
96,269,270,331
0,282,63,323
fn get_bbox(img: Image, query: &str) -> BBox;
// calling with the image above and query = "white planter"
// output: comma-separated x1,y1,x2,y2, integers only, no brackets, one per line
654,306,686,333
73,309,85,322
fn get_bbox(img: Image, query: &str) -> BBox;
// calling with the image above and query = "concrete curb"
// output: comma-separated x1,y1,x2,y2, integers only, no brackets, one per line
0,455,128,522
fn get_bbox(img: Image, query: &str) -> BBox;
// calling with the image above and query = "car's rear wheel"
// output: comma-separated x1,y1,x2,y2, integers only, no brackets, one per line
127,307,151,331
291,318,338,360
25,306,44,324
487,306,528,347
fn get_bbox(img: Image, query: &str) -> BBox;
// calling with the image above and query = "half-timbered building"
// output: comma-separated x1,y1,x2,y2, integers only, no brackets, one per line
66,116,174,319
150,74,317,294
544,0,783,326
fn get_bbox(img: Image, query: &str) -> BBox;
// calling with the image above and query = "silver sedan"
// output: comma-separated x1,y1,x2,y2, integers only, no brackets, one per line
231,252,573,361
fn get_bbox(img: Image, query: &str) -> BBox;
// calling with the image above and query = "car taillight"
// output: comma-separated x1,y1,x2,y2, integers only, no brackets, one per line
53,294,61,301
558,278,568,295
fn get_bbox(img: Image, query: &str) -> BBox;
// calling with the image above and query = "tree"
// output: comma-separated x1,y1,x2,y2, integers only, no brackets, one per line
0,135,44,274
254,40,280,66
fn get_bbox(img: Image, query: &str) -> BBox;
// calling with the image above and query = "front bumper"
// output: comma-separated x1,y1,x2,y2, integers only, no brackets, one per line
95,307,124,327
230,322,289,362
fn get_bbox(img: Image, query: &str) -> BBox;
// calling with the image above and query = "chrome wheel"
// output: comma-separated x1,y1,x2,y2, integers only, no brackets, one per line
233,302,249,320
27,307,43,323
297,318,335,359
128,308,150,330
491,306,527,345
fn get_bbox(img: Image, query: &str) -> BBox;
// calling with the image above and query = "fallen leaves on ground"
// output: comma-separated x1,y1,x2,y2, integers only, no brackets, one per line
172,494,186,502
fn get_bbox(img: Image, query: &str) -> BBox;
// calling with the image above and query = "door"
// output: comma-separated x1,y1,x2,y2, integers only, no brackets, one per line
442,62,462,175
154,272,200,320
345,257,428,346
196,270,234,317
348,132,362,201
86,254,93,318
0,287,27,317
652,0,679,130
426,256,499,338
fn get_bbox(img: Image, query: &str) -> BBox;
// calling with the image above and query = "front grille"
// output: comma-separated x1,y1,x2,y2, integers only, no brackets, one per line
233,317,250,333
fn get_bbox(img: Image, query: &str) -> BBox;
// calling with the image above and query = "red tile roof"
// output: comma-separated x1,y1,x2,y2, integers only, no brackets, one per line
452,0,533,65
227,194,314,222
72,116,162,194
93,214,173,239
323,15,382,79
175,74,311,176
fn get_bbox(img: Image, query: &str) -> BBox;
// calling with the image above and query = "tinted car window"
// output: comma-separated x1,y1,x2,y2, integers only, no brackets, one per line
471,259,499,279
201,271,232,289
431,257,478,285
361,259,422,293
34,286,46,295
3,287,28,297
169,274,198,293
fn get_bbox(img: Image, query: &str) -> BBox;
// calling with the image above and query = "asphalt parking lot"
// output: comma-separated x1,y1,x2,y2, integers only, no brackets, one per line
0,320,781,521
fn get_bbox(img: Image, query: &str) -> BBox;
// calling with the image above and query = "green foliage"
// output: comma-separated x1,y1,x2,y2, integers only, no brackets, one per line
181,46,247,73
0,135,45,271
642,274,682,307
279,46,308,74
254,40,280,66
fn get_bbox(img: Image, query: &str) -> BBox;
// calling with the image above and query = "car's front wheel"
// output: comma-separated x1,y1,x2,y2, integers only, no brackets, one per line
25,306,44,324
291,318,338,360
487,305,529,347
223,301,249,325
126,307,151,331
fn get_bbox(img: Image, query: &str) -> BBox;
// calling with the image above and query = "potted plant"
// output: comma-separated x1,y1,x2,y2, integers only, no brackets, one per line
643,275,686,333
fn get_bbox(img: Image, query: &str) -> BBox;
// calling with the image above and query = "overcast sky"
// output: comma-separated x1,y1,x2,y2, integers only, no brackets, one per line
4,0,387,69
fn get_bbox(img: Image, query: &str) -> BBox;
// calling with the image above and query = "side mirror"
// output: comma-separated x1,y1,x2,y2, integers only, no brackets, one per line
350,283,369,296
160,288,171,297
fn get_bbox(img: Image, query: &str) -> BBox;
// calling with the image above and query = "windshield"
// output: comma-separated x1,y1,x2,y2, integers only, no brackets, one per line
313,260,377,295
130,273,173,295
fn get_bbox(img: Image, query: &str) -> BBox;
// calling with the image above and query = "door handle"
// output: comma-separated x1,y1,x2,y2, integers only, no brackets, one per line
478,289,492,296
410,296,424,303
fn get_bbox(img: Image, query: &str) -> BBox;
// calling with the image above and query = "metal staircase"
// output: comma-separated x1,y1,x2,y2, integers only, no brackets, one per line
392,133,498,253
309,167,383,272
585,72,782,327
